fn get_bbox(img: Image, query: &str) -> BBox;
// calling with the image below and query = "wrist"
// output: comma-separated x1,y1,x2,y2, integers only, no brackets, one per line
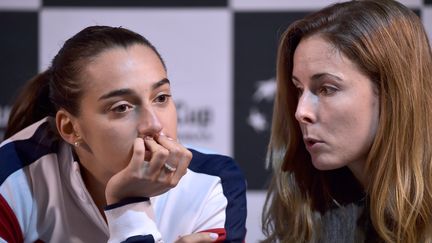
105,197,150,210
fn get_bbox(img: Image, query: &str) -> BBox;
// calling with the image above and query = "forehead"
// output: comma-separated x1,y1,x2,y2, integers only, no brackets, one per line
294,36,341,65
293,36,358,79
85,44,164,77
80,44,166,94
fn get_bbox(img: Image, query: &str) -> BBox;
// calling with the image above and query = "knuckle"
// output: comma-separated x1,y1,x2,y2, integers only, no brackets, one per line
182,149,193,161
171,146,182,155
155,148,169,160
134,146,145,157
185,149,192,158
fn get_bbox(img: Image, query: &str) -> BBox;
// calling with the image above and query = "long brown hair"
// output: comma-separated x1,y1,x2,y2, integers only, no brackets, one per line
262,0,432,242
5,26,165,139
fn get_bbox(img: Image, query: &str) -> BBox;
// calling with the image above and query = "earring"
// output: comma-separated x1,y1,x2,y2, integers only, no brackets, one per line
73,132,82,147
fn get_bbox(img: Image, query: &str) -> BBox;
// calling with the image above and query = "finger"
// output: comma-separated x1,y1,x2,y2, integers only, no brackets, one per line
144,136,169,177
156,133,192,173
154,134,192,186
130,137,146,172
175,232,219,243
170,148,192,185
156,145,191,186
156,133,182,170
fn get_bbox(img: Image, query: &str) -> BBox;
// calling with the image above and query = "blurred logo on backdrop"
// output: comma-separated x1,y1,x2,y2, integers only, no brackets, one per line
234,11,309,189
247,77,276,134
176,101,214,143
0,106,11,140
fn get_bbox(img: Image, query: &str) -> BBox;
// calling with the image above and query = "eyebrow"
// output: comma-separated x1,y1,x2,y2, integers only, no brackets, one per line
292,73,342,83
98,78,170,101
310,73,342,82
152,78,170,90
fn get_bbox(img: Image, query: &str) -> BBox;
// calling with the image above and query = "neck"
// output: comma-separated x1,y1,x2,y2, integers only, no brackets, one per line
347,159,368,189
77,159,108,220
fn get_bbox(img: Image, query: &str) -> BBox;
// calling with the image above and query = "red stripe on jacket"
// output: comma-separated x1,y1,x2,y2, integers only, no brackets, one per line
0,194,24,243
199,228,226,242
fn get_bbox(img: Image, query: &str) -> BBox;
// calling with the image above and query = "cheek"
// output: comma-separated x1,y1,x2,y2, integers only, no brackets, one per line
322,93,377,141
103,129,133,147
85,123,135,160
99,129,136,171
356,93,379,135
339,95,379,149
366,96,379,142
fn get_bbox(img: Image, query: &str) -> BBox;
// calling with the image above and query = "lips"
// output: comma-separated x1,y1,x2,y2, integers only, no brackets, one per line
303,137,323,148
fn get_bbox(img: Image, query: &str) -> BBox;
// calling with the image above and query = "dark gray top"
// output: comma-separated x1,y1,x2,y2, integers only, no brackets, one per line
318,199,374,243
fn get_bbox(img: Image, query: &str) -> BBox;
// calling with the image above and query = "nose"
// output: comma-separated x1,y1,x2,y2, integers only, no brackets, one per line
295,91,316,124
137,106,163,137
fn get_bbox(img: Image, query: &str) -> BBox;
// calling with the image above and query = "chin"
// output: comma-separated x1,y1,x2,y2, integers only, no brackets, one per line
311,158,344,171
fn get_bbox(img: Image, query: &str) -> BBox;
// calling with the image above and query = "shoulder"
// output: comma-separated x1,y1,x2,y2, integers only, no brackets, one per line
0,117,58,186
0,118,57,242
186,149,247,240
186,148,247,206
188,149,245,181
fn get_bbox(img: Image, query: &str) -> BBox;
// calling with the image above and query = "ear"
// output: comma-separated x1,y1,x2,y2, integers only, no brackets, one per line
56,109,81,146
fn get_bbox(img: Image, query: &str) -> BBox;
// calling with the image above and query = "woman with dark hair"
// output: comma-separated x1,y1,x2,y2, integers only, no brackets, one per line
262,0,432,242
0,26,246,243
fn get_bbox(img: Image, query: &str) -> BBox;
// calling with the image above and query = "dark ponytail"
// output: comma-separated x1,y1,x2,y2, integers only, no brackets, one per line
4,25,164,140
5,70,56,139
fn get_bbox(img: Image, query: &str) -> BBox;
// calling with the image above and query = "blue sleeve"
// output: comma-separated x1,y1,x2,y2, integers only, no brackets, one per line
188,149,247,242
121,235,155,243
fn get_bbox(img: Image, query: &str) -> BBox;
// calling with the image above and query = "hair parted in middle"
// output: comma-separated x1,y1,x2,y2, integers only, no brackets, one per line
262,0,432,242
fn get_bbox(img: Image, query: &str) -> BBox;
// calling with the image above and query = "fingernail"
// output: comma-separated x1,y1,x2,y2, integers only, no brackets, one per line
209,233,218,240
144,136,153,140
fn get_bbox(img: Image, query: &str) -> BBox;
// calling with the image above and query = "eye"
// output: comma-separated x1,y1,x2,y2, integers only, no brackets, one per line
293,86,304,98
319,85,338,96
297,87,304,96
154,94,172,104
292,80,304,98
110,102,135,113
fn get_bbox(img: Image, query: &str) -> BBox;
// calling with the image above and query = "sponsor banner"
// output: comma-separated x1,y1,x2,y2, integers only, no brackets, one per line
0,2,430,242
40,8,232,155
234,11,309,189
